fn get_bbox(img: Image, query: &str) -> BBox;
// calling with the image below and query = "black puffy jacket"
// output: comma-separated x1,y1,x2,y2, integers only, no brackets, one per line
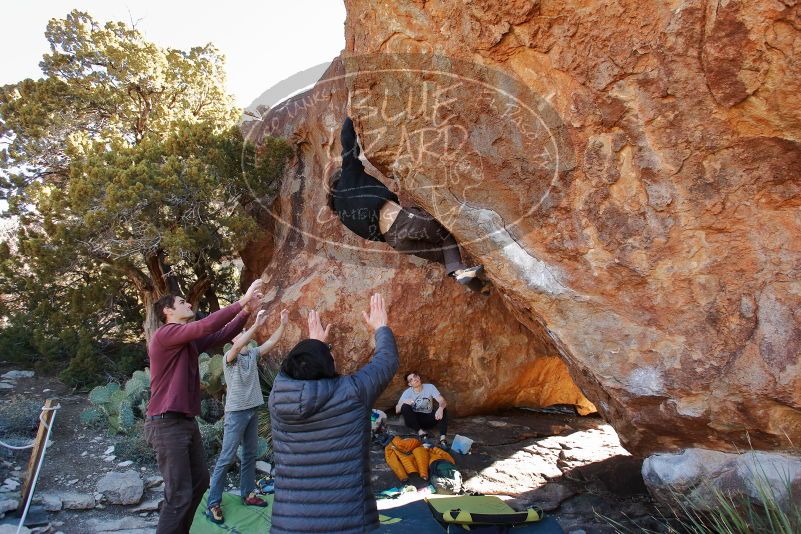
268,326,399,533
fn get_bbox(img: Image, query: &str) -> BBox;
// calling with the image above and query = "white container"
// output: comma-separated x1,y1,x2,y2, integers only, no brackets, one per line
450,434,474,454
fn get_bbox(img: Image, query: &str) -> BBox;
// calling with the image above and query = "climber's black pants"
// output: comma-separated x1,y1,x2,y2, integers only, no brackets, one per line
383,206,465,274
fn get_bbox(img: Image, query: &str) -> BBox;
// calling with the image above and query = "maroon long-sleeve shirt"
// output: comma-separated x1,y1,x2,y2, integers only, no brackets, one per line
147,302,248,417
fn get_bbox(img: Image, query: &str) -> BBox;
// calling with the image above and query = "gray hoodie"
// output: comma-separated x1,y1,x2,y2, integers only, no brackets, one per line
268,326,399,533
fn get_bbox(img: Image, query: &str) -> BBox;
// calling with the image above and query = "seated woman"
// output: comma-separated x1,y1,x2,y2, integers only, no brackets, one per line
395,371,449,448
328,117,486,292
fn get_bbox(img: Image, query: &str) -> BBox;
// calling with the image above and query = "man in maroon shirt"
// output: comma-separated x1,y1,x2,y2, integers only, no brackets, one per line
144,278,263,534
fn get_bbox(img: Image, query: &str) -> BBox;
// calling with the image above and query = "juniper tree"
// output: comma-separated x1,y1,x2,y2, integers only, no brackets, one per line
0,11,290,383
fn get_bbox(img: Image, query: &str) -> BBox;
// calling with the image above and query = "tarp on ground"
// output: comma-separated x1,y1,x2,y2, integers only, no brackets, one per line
190,491,272,534
189,491,563,534
377,498,443,532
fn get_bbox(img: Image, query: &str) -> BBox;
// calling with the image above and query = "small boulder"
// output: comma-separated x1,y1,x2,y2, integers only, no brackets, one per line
88,516,157,531
526,483,576,512
96,470,143,505
643,448,801,512
1,371,34,380
38,493,62,512
60,491,96,510
0,525,30,534
131,496,163,513
144,475,163,489
0,497,19,515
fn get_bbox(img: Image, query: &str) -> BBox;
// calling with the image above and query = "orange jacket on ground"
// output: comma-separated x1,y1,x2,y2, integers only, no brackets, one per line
384,436,456,481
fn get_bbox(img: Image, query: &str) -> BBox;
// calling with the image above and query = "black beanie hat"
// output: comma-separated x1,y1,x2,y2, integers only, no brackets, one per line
281,339,337,380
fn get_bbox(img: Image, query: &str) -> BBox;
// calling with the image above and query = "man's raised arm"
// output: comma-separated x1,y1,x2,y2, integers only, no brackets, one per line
154,280,263,349
352,294,399,405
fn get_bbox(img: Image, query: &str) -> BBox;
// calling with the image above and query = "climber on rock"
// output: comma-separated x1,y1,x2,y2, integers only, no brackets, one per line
328,116,487,292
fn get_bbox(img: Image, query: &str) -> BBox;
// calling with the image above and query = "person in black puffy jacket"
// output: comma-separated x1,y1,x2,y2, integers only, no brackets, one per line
268,293,398,533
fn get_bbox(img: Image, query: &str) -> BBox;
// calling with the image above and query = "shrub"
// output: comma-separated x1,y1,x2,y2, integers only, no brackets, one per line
114,421,155,465
201,398,225,423
0,396,42,436
198,417,225,461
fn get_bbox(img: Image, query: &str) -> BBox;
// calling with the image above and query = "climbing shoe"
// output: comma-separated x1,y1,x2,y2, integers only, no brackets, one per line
243,491,269,507
438,436,450,450
206,504,224,524
453,265,484,285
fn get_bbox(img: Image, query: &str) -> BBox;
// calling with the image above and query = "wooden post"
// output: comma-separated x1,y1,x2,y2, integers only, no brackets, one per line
17,399,55,513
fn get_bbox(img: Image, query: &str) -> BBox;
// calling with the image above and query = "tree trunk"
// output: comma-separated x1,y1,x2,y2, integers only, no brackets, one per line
204,284,221,313
140,289,161,343
145,249,180,295
186,275,212,311
118,263,160,343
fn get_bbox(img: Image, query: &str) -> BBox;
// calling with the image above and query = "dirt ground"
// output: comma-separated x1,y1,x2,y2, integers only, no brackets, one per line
0,368,666,533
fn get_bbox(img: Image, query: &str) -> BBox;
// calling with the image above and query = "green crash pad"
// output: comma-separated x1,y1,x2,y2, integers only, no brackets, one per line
378,498,563,533
426,495,541,525
190,491,272,534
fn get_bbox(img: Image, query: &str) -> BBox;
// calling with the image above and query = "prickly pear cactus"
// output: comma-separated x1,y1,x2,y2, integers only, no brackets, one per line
85,367,152,435
199,353,226,400
88,383,121,405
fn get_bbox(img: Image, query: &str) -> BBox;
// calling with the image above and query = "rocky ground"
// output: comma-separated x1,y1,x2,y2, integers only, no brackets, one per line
0,369,667,533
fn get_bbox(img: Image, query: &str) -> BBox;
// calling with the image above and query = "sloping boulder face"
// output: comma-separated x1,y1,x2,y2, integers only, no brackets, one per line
341,0,801,454
241,60,595,416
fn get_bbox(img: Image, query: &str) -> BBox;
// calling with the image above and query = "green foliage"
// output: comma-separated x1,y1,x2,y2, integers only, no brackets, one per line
0,396,41,436
124,369,150,399
88,383,121,405
84,367,150,435
114,421,155,465
0,10,291,384
79,406,105,428
200,397,225,423
198,417,225,461
199,352,226,400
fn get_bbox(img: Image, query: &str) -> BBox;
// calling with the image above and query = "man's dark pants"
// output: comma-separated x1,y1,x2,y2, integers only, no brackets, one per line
145,418,209,533
400,403,448,436
383,207,465,274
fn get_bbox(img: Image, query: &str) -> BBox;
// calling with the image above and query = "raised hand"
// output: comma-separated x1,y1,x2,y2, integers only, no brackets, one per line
255,309,268,326
239,279,264,306
280,309,289,325
244,291,264,314
362,293,387,332
307,310,331,343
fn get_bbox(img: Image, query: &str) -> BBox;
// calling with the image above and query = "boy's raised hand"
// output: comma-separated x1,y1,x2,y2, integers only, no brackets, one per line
280,309,289,325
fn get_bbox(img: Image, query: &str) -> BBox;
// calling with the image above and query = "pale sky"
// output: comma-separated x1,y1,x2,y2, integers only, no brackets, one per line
0,1,347,108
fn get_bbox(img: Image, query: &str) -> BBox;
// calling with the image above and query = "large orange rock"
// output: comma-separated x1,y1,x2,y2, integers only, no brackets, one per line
242,60,595,417
336,0,801,455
